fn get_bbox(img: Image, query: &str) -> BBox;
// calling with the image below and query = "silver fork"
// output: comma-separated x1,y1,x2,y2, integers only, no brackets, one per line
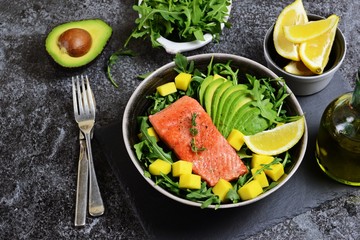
74,131,88,227
72,75,104,217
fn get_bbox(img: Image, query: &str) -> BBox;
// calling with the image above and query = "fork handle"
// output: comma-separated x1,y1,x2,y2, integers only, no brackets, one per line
74,140,89,226
84,132,105,216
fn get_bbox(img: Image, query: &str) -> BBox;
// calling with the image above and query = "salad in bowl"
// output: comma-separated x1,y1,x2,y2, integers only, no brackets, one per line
123,53,307,209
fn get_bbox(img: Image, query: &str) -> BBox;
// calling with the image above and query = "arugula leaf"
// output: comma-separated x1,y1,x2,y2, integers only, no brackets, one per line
186,182,221,209
157,173,180,195
137,117,173,163
106,49,136,88
127,0,231,47
146,92,184,115
212,61,239,84
242,158,282,186
174,53,194,73
227,188,240,203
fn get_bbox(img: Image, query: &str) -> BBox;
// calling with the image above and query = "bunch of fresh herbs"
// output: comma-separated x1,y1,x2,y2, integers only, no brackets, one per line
125,0,232,47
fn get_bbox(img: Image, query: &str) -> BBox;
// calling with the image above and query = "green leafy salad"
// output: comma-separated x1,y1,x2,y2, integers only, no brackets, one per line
134,54,300,209
125,0,232,47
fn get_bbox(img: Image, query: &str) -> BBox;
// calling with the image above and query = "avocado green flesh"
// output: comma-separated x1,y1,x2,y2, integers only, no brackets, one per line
217,91,249,134
211,81,233,121
225,103,255,136
233,107,269,135
45,19,112,68
220,97,253,136
199,75,214,106
203,78,227,117
214,84,248,127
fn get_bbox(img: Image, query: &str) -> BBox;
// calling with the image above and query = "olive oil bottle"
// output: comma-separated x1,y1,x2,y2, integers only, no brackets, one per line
316,68,360,186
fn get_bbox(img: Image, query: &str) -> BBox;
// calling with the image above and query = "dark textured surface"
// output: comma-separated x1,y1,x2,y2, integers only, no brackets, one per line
1,0,360,239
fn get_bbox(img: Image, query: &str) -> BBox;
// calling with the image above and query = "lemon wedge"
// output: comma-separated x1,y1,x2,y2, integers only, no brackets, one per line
273,0,308,61
283,14,339,43
284,60,315,76
299,15,339,74
243,117,305,156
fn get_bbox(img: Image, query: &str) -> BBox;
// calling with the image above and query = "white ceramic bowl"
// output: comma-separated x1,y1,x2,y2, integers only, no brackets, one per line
137,0,232,54
263,14,346,96
123,53,308,208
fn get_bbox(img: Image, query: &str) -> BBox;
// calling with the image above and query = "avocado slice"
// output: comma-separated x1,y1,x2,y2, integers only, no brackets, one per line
221,96,253,136
210,80,233,121
222,101,255,137
214,84,248,128
203,78,227,117
45,19,112,68
217,92,250,134
198,75,214,106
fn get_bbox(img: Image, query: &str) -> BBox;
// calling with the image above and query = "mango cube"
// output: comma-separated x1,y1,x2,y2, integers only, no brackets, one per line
172,160,193,177
251,154,274,168
174,72,192,91
238,180,263,201
212,179,233,202
226,129,245,151
264,163,284,181
179,174,201,189
156,82,177,96
251,167,269,188
137,127,159,142
149,159,171,176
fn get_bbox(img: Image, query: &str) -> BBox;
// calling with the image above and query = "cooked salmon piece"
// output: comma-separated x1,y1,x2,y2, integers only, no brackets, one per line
149,96,248,186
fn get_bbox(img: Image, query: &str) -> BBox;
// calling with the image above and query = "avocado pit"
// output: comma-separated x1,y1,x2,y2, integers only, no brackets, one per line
58,28,92,57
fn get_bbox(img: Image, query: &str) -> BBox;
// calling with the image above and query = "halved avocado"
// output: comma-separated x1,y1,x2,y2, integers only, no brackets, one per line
45,19,112,68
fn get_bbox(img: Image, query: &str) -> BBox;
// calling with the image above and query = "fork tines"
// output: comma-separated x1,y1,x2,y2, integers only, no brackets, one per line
72,75,96,120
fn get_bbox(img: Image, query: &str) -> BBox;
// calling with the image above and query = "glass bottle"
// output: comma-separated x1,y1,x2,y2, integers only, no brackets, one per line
316,68,360,186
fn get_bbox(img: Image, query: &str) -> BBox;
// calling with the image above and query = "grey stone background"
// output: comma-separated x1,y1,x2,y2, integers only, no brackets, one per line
1,0,359,239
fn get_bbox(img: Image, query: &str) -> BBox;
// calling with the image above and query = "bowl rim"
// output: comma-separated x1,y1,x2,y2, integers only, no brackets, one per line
122,53,308,208
263,13,347,81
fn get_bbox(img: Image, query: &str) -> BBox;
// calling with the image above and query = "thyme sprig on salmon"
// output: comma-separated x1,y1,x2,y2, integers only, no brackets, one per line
190,113,207,153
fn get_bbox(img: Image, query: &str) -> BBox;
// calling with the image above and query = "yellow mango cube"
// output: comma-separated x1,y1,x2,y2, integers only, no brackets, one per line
212,179,233,202
172,160,193,177
156,82,177,96
264,163,284,181
251,154,274,168
179,174,201,189
174,72,192,91
137,127,159,142
251,167,269,188
226,129,245,151
238,180,263,201
149,159,171,176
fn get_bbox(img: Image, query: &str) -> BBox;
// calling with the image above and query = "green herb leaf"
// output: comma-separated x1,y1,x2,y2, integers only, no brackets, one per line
127,0,231,47
106,49,136,88
189,113,206,153
138,117,173,163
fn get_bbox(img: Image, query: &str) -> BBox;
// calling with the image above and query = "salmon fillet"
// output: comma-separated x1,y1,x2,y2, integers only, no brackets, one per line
149,96,248,186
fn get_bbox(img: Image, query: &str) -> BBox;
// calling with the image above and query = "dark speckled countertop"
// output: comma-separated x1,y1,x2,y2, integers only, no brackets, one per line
1,0,360,239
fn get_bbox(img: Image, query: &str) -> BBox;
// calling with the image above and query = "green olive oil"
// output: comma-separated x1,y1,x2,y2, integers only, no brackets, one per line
316,69,360,186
